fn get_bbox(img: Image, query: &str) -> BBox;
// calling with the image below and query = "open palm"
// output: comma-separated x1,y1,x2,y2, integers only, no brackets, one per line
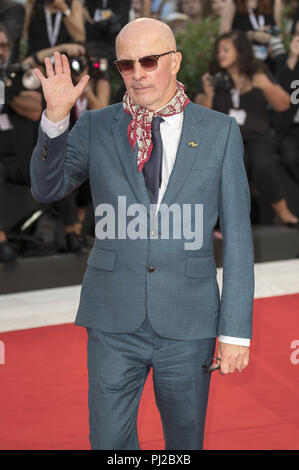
34,51,89,121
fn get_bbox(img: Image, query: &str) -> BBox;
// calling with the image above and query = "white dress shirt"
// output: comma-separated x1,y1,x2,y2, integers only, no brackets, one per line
40,110,250,347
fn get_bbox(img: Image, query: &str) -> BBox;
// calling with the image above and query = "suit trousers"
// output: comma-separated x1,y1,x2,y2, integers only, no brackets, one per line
86,313,216,450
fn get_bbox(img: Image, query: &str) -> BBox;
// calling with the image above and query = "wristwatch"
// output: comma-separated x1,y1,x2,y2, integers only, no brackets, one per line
63,8,71,16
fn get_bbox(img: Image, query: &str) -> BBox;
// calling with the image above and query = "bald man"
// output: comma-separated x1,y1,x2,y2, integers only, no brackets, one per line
30,18,254,450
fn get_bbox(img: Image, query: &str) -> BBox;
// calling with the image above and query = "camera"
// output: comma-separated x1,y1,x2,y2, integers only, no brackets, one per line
69,55,88,77
0,63,40,102
64,54,108,80
89,58,108,79
208,72,231,89
264,25,281,36
86,10,123,44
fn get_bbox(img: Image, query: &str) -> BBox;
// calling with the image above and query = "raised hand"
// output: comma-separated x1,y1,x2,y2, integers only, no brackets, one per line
34,51,90,122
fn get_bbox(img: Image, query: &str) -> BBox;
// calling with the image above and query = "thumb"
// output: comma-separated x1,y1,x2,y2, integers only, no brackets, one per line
74,74,90,97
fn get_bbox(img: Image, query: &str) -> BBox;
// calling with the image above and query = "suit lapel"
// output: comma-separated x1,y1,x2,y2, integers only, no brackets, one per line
158,102,206,216
112,110,151,214
112,102,206,219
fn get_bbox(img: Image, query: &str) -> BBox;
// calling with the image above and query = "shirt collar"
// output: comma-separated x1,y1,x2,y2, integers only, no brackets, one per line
161,112,184,129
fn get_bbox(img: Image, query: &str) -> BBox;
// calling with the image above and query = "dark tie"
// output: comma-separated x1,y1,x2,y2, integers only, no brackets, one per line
142,116,164,205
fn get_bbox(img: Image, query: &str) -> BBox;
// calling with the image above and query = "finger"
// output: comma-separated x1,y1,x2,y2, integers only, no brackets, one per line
220,361,230,375
33,68,46,85
75,75,90,96
54,51,63,75
61,54,71,76
44,57,54,78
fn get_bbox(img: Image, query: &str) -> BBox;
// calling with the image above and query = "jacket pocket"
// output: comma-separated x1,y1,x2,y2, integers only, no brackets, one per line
185,255,217,278
87,246,116,271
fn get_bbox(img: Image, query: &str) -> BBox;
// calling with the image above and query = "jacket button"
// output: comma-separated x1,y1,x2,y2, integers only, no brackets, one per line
148,265,156,273
42,146,47,162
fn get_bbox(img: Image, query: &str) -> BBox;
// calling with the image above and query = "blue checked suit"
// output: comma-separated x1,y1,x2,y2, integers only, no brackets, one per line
30,101,254,449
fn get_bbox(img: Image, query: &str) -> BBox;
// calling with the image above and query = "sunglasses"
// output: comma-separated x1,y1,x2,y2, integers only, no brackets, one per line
114,50,176,75
202,357,221,373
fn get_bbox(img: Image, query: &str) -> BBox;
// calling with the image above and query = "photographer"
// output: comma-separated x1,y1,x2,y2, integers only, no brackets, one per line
0,24,42,262
25,41,110,116
195,30,299,230
221,0,285,71
0,0,25,62
83,0,131,61
22,0,85,56
275,34,299,186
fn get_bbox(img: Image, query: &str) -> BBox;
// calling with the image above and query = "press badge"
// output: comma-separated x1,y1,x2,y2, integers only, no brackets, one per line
252,44,268,61
228,109,247,126
0,113,13,131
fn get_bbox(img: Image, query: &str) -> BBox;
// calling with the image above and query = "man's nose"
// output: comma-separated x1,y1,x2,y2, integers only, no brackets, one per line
132,61,147,81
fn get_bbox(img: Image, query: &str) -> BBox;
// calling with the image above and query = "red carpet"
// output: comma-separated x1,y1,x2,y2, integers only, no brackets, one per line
0,294,299,450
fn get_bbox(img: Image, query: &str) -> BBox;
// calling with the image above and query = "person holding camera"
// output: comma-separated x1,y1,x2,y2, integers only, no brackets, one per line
0,0,25,62
83,0,131,61
195,30,299,230
22,0,85,57
221,0,285,71
0,24,42,262
275,33,299,186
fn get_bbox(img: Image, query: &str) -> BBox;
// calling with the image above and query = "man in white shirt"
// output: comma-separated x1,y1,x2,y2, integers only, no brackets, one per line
30,17,254,449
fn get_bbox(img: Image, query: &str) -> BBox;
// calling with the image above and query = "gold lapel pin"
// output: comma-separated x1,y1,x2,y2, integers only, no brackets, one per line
188,140,198,148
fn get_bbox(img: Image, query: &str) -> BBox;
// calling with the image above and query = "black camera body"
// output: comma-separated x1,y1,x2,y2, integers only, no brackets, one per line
66,54,108,80
0,63,40,103
264,25,281,36
208,72,231,90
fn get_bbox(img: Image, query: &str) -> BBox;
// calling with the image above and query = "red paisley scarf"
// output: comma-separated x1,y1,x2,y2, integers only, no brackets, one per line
123,80,190,173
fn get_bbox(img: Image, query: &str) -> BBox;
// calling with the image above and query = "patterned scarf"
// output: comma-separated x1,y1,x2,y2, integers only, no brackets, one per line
123,80,190,173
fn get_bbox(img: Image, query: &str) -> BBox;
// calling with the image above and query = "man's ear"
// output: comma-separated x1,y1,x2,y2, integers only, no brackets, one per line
171,51,182,75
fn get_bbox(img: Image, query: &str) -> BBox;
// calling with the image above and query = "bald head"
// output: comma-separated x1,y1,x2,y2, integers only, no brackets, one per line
115,18,182,111
116,18,177,58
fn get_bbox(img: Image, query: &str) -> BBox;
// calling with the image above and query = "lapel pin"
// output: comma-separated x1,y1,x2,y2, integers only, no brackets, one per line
188,140,198,148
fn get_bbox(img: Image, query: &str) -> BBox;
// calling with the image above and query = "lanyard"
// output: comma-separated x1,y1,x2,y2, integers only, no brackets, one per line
230,76,244,109
248,7,265,30
45,8,63,47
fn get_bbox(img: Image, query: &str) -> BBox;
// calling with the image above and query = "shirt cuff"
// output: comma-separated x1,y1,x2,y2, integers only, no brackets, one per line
40,109,70,138
218,335,250,347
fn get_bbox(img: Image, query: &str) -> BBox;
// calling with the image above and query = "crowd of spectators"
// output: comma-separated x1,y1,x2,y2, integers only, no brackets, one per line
0,0,298,262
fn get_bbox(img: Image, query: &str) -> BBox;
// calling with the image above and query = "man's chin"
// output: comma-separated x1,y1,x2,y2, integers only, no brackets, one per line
133,95,158,109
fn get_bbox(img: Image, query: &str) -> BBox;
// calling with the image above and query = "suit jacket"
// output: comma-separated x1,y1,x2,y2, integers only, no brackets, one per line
30,101,254,340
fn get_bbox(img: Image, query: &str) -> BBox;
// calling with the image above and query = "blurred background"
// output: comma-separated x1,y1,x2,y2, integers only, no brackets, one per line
0,0,298,451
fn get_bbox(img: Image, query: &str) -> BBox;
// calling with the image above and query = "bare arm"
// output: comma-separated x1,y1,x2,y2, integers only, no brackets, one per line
194,93,213,108
84,78,110,110
219,0,236,34
8,90,42,121
55,0,86,43
23,43,86,67
21,0,35,40
194,73,214,109
252,73,290,111
273,0,283,28
141,0,151,17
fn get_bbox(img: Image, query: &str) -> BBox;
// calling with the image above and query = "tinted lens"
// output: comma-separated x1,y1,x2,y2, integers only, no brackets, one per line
139,56,158,70
116,60,134,74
